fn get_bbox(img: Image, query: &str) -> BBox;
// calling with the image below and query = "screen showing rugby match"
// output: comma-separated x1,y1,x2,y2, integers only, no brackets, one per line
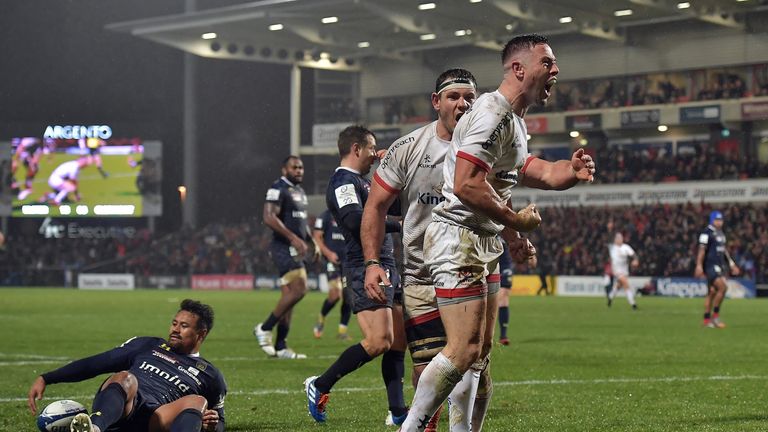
3,125,162,217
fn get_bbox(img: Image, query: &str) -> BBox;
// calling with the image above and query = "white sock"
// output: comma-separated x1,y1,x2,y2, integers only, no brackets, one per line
446,368,480,432
401,352,463,431
626,287,636,306
609,284,618,300
470,361,493,431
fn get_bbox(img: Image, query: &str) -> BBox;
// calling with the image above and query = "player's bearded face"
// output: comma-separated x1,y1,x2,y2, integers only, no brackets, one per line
359,135,378,175
168,311,205,354
283,160,304,183
438,88,476,134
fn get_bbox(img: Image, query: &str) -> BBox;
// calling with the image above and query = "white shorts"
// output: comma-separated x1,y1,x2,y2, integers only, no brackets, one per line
48,175,65,190
424,220,503,306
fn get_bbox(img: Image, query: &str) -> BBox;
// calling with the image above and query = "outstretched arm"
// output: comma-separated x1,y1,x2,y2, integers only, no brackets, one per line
521,148,595,190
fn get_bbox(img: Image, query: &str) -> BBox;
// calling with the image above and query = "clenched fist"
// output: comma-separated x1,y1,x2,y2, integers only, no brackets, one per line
510,204,541,232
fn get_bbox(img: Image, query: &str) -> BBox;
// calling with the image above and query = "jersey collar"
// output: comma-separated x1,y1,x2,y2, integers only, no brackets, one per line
280,176,296,187
335,166,361,175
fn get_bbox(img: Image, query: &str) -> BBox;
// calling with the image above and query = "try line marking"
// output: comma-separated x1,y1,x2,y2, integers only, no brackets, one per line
2,374,766,403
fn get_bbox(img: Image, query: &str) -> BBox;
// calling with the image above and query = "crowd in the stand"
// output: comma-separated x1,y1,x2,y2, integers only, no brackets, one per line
2,201,767,285
525,203,768,284
590,144,768,184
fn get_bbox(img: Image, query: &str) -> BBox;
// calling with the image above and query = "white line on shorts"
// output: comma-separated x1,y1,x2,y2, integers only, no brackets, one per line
3,374,765,403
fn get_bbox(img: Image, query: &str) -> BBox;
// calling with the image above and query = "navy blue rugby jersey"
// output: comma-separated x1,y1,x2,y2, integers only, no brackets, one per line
698,224,728,269
314,209,346,259
325,167,396,268
265,176,309,244
42,336,226,420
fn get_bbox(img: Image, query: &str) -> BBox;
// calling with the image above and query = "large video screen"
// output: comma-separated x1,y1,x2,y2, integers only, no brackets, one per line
3,126,162,217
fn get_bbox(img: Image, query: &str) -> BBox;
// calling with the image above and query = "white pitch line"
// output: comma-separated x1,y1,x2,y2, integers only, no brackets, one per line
0,353,70,361
2,375,765,403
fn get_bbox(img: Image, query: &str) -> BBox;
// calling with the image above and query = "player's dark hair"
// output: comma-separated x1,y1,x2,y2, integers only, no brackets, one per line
282,155,301,167
435,68,477,93
501,34,549,65
337,125,375,158
180,299,214,332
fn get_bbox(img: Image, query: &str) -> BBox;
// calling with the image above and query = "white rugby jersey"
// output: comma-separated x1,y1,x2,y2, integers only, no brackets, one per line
433,91,533,234
609,243,636,276
374,122,450,286
50,160,81,181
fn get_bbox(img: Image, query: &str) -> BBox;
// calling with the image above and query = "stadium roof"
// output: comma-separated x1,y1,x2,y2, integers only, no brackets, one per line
107,0,768,70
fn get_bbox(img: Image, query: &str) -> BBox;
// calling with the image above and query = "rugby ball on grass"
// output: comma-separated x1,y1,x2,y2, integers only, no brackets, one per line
37,399,88,432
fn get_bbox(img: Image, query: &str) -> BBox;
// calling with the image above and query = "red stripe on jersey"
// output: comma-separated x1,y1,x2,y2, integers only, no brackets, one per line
373,172,400,195
486,273,501,283
405,310,441,328
520,155,536,176
435,285,488,299
457,151,491,173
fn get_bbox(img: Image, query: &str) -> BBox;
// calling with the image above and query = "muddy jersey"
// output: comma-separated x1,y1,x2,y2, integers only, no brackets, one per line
41,336,226,420
374,122,450,286
432,90,533,235
265,176,309,245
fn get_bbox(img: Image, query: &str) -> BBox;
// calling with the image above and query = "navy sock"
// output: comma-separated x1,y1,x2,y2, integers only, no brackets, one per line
261,312,279,331
320,299,338,317
704,312,711,320
340,301,351,326
275,322,290,351
90,383,127,430
498,306,509,339
713,306,720,314
170,408,202,432
315,343,373,393
381,350,407,416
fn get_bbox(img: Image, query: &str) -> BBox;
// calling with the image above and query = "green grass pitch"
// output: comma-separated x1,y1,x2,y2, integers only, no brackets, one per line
11,153,143,217
1,289,766,431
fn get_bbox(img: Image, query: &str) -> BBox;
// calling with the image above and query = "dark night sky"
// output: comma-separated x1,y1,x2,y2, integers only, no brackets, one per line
0,0,292,230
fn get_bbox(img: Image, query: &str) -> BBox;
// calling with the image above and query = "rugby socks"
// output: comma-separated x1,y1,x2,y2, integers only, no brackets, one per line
261,313,279,331
498,306,509,340
54,189,68,205
314,343,373,393
609,285,618,300
626,287,636,307
90,383,127,430
713,306,721,320
275,322,290,351
446,368,481,432
382,350,407,417
170,408,203,432
471,361,493,432
320,299,338,318
340,301,352,327
402,352,463,431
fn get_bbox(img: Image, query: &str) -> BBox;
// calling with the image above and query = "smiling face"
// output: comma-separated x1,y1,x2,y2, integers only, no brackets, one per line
167,310,206,354
433,87,477,139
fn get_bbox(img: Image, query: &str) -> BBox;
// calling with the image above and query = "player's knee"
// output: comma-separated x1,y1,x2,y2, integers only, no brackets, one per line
178,395,207,412
106,371,138,395
453,343,482,370
364,333,393,356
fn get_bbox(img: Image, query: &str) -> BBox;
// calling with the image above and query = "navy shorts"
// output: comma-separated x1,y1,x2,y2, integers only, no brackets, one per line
326,261,342,280
269,242,305,276
499,255,513,289
705,263,725,285
344,263,401,313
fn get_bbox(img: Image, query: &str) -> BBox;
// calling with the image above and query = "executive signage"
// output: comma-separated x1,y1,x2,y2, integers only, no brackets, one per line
620,109,660,128
565,114,601,130
741,101,768,121
679,105,720,124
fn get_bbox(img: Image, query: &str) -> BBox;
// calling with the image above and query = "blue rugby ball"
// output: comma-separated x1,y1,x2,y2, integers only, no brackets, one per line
37,399,88,432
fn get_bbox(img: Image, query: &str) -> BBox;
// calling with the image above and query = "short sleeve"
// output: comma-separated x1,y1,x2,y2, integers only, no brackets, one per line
455,111,507,173
314,215,324,230
265,187,282,203
374,142,407,194
698,232,709,245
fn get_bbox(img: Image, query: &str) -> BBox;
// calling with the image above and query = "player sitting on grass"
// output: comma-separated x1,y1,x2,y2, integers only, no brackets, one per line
27,299,227,432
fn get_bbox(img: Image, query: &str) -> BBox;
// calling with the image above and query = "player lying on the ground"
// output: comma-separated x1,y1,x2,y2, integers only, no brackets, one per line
27,299,227,432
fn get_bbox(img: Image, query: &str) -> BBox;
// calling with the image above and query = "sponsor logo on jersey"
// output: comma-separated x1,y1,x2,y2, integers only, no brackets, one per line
380,136,415,168
482,112,513,150
292,210,307,219
138,361,191,392
495,170,518,181
152,350,178,364
418,153,437,169
418,192,446,206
